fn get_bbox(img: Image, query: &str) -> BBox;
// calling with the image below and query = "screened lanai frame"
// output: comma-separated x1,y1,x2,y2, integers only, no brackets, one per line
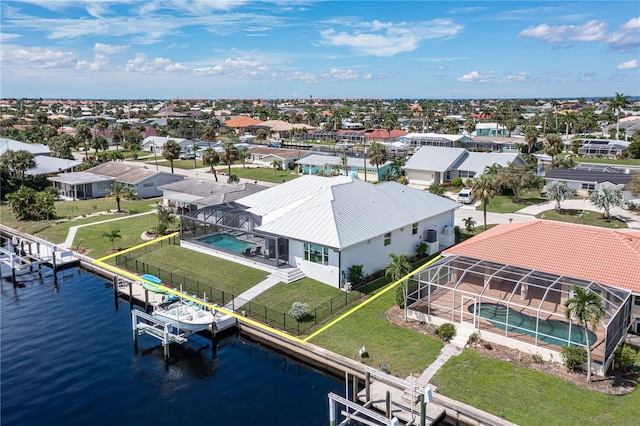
406,255,631,370
180,202,289,268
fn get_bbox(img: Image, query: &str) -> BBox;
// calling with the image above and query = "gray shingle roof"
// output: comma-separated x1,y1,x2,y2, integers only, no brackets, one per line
404,146,467,173
545,168,632,185
87,162,180,184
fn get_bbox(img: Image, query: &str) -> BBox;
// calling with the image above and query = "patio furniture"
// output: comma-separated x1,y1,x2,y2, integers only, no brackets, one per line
243,247,252,257
253,246,262,257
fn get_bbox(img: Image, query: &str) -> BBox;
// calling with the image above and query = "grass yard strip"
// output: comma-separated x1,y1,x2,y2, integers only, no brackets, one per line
0,198,160,236
578,158,640,166
478,189,547,214
304,255,441,342
536,209,628,228
72,214,159,259
118,244,268,298
431,350,639,426
308,288,444,378
250,277,364,312
229,167,301,183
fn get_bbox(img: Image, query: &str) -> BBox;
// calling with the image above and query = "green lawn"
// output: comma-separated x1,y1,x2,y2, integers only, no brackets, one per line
0,198,160,239
431,350,639,426
479,188,548,214
73,214,158,258
229,167,301,183
118,244,268,298
251,277,364,312
309,288,445,377
536,209,628,228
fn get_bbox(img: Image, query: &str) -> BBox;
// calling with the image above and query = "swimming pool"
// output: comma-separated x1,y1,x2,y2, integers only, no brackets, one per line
198,234,253,253
469,303,597,347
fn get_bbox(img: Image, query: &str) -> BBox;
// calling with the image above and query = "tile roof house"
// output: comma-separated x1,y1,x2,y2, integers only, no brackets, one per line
180,176,460,287
404,220,639,375
404,146,525,186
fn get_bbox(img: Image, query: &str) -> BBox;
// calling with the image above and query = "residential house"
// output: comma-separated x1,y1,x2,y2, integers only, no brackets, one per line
48,162,184,199
475,122,510,137
179,176,460,287
141,136,191,153
247,147,312,170
159,179,268,213
404,146,525,186
399,133,469,149
1,138,82,176
297,153,391,181
577,139,631,158
544,166,635,200
405,221,640,376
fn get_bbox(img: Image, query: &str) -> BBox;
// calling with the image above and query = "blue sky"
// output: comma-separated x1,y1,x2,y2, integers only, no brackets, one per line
1,1,638,100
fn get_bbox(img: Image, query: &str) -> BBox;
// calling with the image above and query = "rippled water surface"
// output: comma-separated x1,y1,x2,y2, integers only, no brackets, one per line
1,267,341,426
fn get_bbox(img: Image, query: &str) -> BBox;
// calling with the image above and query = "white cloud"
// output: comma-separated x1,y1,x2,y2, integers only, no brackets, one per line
605,17,640,52
457,71,495,83
0,33,22,42
517,20,607,42
320,18,463,57
193,66,224,77
94,43,129,55
617,59,639,70
125,53,187,74
4,46,77,68
621,17,640,31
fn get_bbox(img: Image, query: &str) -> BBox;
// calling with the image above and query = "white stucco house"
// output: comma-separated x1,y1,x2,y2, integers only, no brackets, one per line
141,136,191,153
179,175,460,287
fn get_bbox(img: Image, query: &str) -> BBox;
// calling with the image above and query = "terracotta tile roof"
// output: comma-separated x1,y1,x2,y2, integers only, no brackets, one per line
224,116,263,128
444,220,640,293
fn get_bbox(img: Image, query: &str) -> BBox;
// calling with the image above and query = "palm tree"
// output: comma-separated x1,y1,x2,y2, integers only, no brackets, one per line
75,122,92,160
385,253,412,283
368,142,387,181
564,285,604,382
590,187,623,220
201,125,217,148
388,157,406,181
544,134,563,161
202,148,220,182
462,216,476,233
523,124,539,154
610,92,630,140
91,135,109,156
271,159,281,176
237,148,250,168
0,149,36,179
546,181,575,212
464,117,476,138
162,139,182,173
102,229,122,250
220,141,238,176
106,182,137,212
472,174,498,230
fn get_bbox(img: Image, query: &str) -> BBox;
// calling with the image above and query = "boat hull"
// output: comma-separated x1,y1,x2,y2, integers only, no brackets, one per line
152,302,215,332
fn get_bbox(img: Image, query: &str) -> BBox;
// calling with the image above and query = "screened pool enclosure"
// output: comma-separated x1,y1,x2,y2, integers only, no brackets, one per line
406,255,631,371
180,202,289,268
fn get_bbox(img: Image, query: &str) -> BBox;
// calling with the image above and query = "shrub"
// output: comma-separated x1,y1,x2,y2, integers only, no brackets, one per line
155,223,168,236
288,302,310,322
435,323,456,342
530,352,544,364
465,178,474,188
614,344,638,371
415,242,427,258
347,264,364,287
451,177,463,187
561,346,587,371
467,332,481,345
395,280,418,308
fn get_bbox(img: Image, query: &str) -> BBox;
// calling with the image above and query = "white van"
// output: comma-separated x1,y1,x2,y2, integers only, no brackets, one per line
457,187,475,204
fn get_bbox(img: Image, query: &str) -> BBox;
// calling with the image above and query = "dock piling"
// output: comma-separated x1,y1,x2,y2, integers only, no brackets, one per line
352,375,358,403
365,371,370,402
420,394,426,426
385,390,391,418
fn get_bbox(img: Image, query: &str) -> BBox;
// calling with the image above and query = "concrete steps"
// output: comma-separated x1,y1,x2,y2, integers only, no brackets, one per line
271,267,305,283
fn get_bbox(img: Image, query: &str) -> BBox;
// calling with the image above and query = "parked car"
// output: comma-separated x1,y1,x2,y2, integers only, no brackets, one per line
179,151,195,160
456,187,475,204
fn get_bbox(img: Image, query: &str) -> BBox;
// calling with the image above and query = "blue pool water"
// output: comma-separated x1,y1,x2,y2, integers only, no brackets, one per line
0,266,342,426
469,303,597,347
198,234,253,253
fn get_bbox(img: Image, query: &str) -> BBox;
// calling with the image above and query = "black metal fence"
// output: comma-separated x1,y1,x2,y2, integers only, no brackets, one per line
114,236,379,336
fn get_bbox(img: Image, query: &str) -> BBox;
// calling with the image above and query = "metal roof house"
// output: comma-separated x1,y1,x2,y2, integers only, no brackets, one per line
141,136,191,153
179,175,460,287
158,179,268,213
404,221,639,376
576,139,631,158
404,146,525,186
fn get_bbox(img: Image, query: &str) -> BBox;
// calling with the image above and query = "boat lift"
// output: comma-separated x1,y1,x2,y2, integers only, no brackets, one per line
131,309,187,359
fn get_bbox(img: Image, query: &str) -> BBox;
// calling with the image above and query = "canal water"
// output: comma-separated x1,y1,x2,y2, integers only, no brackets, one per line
0,266,343,426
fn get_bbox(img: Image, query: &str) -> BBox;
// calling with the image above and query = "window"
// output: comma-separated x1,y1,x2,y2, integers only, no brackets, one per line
143,182,155,188
581,183,595,190
304,243,329,265
634,296,640,307
412,223,418,235
96,182,111,193
384,232,391,246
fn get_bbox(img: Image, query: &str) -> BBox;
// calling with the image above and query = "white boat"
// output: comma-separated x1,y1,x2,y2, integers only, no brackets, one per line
152,300,215,332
